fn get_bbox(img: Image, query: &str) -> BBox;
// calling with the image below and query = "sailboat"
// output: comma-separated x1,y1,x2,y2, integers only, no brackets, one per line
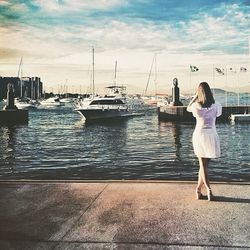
15,58,37,110
142,54,157,106
141,54,168,107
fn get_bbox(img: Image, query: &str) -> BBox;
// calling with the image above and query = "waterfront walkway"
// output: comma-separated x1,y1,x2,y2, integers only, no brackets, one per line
0,181,249,249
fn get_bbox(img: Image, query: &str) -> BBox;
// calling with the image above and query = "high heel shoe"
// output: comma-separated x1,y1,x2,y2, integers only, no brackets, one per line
207,188,214,201
195,189,203,200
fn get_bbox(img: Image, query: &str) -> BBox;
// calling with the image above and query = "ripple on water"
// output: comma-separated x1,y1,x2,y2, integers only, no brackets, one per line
0,106,249,181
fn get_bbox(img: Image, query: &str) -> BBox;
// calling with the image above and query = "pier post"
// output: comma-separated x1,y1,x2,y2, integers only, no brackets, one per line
172,78,183,106
0,82,28,125
4,83,17,110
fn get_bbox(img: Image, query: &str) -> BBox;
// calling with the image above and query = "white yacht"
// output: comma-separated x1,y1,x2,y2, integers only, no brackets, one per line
15,97,37,109
76,49,144,121
39,96,64,107
60,97,74,103
76,86,142,121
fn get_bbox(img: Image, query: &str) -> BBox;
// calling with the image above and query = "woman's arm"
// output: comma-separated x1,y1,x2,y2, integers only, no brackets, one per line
187,93,198,112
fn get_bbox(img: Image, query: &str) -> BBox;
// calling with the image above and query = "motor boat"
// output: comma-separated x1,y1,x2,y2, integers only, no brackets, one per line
15,97,37,109
39,96,64,107
75,86,143,121
60,97,74,103
75,50,144,121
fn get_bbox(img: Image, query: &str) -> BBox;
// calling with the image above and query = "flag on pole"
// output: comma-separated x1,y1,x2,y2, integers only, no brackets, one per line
240,66,247,72
228,67,237,73
214,67,224,75
190,65,199,72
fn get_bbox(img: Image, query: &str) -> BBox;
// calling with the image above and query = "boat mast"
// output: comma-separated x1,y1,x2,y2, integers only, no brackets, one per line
17,57,23,98
144,54,156,96
154,55,158,96
114,60,117,87
92,47,95,97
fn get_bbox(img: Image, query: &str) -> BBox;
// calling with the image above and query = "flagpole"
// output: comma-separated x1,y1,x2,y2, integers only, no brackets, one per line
249,37,250,59
189,65,199,93
92,47,95,97
248,38,250,106
212,64,215,96
237,71,240,106
225,66,228,107
189,69,191,90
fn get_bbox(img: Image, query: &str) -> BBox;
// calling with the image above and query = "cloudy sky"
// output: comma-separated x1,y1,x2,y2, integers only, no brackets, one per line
0,0,250,94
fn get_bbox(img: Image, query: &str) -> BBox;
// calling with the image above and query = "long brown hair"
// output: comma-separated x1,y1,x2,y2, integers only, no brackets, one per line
197,82,215,108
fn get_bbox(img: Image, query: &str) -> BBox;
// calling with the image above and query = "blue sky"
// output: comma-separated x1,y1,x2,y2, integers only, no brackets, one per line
0,0,250,94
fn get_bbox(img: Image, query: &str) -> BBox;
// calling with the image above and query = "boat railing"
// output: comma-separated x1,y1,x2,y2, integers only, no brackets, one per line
83,104,129,110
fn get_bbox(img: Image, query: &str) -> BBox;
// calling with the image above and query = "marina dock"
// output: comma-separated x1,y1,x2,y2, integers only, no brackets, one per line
0,181,249,249
0,83,29,125
0,109,28,125
158,105,250,122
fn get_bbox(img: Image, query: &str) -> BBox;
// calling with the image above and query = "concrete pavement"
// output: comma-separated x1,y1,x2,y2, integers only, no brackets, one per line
0,181,249,249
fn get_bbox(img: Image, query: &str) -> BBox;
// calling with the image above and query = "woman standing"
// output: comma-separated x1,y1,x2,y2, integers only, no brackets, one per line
187,82,222,201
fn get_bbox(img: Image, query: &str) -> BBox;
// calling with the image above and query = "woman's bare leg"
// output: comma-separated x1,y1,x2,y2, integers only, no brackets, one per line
197,157,211,190
196,167,204,191
195,166,204,199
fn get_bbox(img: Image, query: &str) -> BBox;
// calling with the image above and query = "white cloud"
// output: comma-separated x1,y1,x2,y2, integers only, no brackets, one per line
178,3,250,55
0,0,9,6
32,0,126,12
1,1,250,92
9,3,28,13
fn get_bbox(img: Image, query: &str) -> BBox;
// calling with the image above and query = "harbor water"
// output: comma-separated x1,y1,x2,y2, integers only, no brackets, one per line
0,98,249,181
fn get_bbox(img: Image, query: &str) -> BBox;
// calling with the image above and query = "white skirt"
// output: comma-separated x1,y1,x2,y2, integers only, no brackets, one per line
192,128,220,158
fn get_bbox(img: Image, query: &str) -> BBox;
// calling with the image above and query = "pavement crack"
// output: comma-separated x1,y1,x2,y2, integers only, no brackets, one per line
52,183,109,248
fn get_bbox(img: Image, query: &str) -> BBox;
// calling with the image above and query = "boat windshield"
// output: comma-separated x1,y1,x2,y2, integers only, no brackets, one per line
90,99,124,105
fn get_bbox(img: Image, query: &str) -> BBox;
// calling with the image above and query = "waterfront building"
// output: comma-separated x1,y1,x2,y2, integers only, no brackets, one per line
0,76,43,100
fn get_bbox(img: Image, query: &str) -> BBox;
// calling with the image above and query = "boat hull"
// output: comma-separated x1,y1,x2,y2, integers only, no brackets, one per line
40,103,62,107
231,114,250,122
15,103,36,109
77,108,135,121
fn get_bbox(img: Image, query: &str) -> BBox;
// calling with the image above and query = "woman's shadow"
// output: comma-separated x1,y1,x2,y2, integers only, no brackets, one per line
201,195,250,204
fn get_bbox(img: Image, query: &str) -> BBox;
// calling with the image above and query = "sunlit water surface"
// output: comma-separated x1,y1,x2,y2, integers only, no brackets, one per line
0,101,249,181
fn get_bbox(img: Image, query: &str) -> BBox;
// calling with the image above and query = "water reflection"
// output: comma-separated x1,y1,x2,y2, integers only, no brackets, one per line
158,121,182,160
0,107,249,181
76,118,128,162
0,126,16,171
172,123,182,160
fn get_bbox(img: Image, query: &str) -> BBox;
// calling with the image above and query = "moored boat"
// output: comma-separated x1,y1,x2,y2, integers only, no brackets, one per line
76,86,144,121
39,96,64,107
230,113,250,122
15,97,37,109
60,97,74,103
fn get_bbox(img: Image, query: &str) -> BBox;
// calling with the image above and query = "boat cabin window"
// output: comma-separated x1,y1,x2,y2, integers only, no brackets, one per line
90,99,124,105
